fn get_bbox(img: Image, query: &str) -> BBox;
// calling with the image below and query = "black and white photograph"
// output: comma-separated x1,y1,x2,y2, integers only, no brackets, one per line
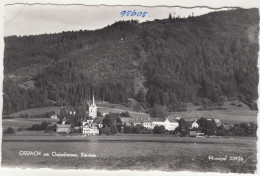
1,1,259,175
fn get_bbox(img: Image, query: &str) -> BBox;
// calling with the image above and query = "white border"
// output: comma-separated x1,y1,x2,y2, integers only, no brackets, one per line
0,0,259,176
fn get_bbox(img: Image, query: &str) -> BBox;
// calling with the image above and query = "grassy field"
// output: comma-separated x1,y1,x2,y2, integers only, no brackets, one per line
7,106,61,117
170,101,257,123
2,135,257,173
2,118,59,131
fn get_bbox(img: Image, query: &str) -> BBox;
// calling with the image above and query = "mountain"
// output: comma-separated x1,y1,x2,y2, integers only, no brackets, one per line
3,8,259,115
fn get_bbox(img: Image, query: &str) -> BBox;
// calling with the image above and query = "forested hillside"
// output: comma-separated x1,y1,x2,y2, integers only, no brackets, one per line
3,8,259,115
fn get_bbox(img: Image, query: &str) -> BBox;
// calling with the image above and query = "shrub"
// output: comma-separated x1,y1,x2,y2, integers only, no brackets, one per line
120,111,131,117
132,126,141,134
97,111,103,117
5,127,15,134
238,103,243,107
153,125,165,134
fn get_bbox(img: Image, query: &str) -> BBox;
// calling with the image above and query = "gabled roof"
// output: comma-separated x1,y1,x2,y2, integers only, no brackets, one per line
167,118,179,123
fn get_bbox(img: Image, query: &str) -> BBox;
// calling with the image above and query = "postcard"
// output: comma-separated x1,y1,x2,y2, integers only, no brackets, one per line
1,1,259,175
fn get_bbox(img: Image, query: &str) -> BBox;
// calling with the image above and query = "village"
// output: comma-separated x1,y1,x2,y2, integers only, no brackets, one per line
47,95,256,137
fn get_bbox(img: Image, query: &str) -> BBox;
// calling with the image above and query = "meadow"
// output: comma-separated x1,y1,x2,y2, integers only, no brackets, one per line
2,135,257,173
2,118,59,131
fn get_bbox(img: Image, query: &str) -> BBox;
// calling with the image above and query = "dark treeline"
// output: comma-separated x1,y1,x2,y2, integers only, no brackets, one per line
3,8,259,115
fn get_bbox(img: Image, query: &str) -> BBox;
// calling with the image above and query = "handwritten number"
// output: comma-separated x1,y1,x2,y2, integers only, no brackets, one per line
137,12,142,16
121,11,126,17
121,10,148,18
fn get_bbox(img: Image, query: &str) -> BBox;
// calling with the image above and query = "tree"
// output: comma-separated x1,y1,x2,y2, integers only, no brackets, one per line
150,104,168,118
97,111,103,117
174,118,190,135
124,126,132,133
197,117,217,135
5,127,15,134
168,13,173,20
40,121,49,131
153,125,165,134
132,126,141,134
102,113,122,135
120,111,130,117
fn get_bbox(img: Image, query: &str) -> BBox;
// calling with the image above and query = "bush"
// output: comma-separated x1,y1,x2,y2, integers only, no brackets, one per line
97,111,103,117
4,127,15,134
120,111,131,117
29,121,50,131
230,102,236,106
132,126,141,134
123,126,132,133
30,124,42,131
153,125,165,134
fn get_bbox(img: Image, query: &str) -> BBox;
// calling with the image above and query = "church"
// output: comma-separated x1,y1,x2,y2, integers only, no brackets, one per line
88,94,97,118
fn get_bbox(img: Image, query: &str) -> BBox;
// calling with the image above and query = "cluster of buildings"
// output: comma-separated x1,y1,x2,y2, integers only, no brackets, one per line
56,95,100,135
55,94,226,136
127,117,180,131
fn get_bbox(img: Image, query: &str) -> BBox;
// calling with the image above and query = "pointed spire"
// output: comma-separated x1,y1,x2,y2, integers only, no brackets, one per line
92,92,95,106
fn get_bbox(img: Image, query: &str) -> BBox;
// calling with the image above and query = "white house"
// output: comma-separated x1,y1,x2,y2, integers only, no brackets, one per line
153,118,179,131
82,125,99,135
140,118,179,131
51,114,58,119
141,119,153,129
190,121,199,129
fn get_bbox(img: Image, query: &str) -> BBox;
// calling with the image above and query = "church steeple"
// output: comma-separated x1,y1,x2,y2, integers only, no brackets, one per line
88,92,97,118
92,93,95,106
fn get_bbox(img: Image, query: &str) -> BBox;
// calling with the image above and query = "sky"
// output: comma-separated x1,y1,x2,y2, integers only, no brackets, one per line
4,4,234,36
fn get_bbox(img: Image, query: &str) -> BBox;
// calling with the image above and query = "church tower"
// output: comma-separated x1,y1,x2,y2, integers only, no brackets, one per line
88,94,97,118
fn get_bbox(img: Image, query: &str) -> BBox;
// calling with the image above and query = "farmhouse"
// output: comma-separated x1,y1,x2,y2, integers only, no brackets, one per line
56,124,71,133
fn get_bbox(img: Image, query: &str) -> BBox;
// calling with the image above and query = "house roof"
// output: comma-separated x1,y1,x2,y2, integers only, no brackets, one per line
167,119,179,123
57,124,71,128
150,118,165,122
83,125,98,130
93,116,104,123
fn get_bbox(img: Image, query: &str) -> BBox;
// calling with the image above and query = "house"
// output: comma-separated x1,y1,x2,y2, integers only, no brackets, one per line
87,117,94,124
51,114,58,119
56,124,71,133
151,118,179,131
189,131,197,137
141,119,153,129
82,124,99,135
214,119,221,126
61,117,67,124
190,121,199,129
196,132,205,138
133,118,142,126
175,116,181,121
